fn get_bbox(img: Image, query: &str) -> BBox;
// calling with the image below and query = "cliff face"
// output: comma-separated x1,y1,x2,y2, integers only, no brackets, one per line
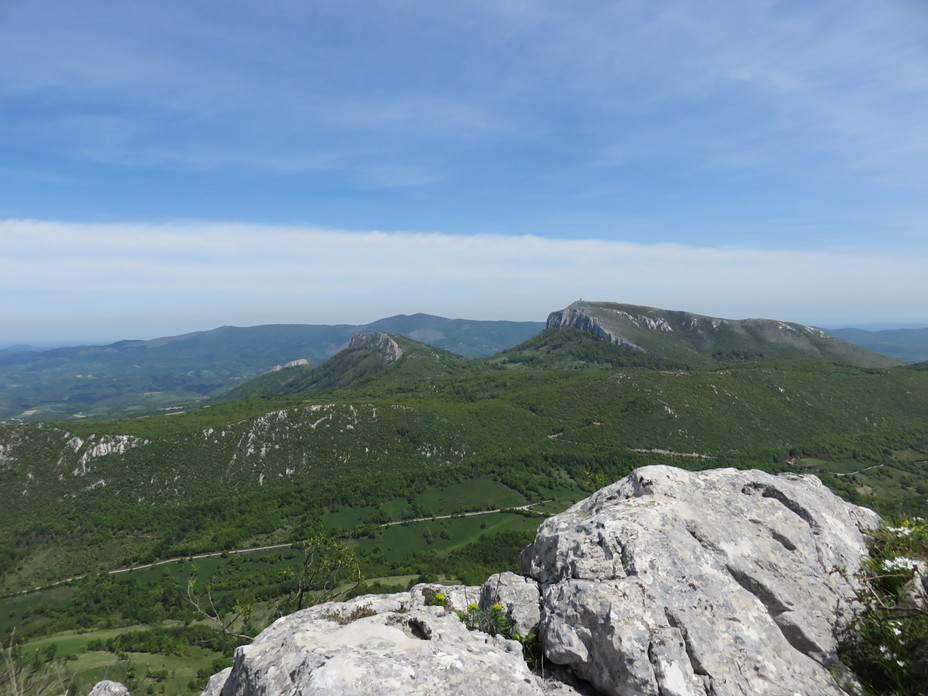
164,465,878,696
546,305,645,352
546,300,901,368
348,332,404,363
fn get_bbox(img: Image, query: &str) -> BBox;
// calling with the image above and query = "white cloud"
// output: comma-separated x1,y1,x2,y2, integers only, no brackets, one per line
3,219,926,344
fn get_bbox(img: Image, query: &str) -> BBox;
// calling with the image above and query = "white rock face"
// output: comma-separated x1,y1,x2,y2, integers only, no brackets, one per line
269,359,310,373
546,307,644,352
202,592,564,696
87,681,130,696
523,465,881,696
480,571,541,638
74,434,148,473
348,332,404,363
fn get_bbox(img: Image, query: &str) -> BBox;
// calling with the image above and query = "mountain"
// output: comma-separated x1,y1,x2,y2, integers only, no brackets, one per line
220,332,472,400
3,333,928,594
3,301,928,693
362,313,544,358
523,300,901,369
0,315,544,422
827,327,928,364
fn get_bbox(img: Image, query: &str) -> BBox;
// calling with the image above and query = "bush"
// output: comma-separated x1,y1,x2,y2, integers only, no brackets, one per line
838,518,928,695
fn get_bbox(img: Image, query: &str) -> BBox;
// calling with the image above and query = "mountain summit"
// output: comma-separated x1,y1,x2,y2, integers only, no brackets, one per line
545,300,900,368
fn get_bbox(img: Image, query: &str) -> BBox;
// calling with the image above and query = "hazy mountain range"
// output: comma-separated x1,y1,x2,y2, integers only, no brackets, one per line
0,314,544,422
3,300,928,693
2,302,926,423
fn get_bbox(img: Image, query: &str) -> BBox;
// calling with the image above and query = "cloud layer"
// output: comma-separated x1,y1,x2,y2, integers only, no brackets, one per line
4,220,926,344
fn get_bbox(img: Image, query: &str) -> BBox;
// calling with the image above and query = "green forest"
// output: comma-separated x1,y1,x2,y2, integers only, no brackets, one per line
2,328,928,693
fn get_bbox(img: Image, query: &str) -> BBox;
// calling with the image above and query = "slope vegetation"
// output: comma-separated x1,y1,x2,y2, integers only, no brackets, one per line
546,300,900,368
0,316,543,422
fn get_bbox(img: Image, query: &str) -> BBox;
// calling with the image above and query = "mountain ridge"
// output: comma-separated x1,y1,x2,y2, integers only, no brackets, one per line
0,316,544,422
827,326,928,363
543,300,900,369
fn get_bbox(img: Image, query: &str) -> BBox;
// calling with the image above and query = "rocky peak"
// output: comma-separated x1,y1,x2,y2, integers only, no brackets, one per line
348,332,404,363
546,300,900,368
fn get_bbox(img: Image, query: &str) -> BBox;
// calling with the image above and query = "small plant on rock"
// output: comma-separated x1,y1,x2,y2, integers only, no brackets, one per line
457,602,541,668
457,602,511,636
422,588,446,607
838,517,928,695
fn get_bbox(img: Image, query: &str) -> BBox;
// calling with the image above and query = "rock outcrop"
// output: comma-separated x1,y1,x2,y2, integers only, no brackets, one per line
546,305,644,351
524,465,880,696
87,681,130,696
269,359,311,373
198,590,565,696
86,465,881,696
348,332,404,363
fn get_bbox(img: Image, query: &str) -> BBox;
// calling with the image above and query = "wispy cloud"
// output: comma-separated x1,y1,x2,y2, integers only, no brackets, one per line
0,1,925,257
3,220,926,344
4,1,925,183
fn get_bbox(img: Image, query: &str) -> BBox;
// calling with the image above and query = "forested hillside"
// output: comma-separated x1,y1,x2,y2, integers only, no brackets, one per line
2,318,926,694
0,315,544,422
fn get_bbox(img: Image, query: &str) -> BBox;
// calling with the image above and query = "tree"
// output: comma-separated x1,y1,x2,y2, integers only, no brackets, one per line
186,532,360,640
277,534,361,616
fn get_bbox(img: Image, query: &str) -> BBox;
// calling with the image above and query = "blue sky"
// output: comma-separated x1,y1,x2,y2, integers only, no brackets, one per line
2,0,927,344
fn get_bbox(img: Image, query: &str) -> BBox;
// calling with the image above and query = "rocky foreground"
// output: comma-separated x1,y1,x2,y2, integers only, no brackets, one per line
89,465,883,696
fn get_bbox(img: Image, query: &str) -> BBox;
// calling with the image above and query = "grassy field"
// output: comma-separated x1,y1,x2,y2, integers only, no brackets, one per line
0,499,564,694
15,621,223,696
362,511,540,564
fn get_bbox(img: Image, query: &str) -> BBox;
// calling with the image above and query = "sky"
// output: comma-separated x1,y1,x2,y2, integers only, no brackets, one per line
2,0,927,345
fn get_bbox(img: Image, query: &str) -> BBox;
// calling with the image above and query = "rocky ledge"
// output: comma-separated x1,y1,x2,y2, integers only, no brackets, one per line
94,465,882,696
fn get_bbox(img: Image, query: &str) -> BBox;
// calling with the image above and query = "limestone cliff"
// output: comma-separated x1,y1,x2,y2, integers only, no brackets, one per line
546,300,901,368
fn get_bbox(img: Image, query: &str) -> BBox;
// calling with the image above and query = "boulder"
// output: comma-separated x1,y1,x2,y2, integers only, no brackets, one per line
200,668,232,696
523,465,881,696
201,591,576,696
409,582,480,614
87,682,130,696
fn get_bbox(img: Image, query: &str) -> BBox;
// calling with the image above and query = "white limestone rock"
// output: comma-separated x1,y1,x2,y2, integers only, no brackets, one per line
409,582,480,614
201,592,567,696
87,681,130,696
200,668,232,696
523,465,881,696
348,332,404,363
480,571,541,638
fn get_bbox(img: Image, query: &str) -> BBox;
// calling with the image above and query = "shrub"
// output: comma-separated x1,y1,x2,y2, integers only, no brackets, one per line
838,518,928,695
457,603,511,636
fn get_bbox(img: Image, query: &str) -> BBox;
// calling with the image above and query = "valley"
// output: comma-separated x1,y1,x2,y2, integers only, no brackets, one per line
2,301,927,694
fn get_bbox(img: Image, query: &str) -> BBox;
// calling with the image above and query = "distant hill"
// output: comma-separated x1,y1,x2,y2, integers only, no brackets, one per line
0,315,543,422
221,332,472,400
512,300,902,370
827,327,928,364
3,317,928,595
